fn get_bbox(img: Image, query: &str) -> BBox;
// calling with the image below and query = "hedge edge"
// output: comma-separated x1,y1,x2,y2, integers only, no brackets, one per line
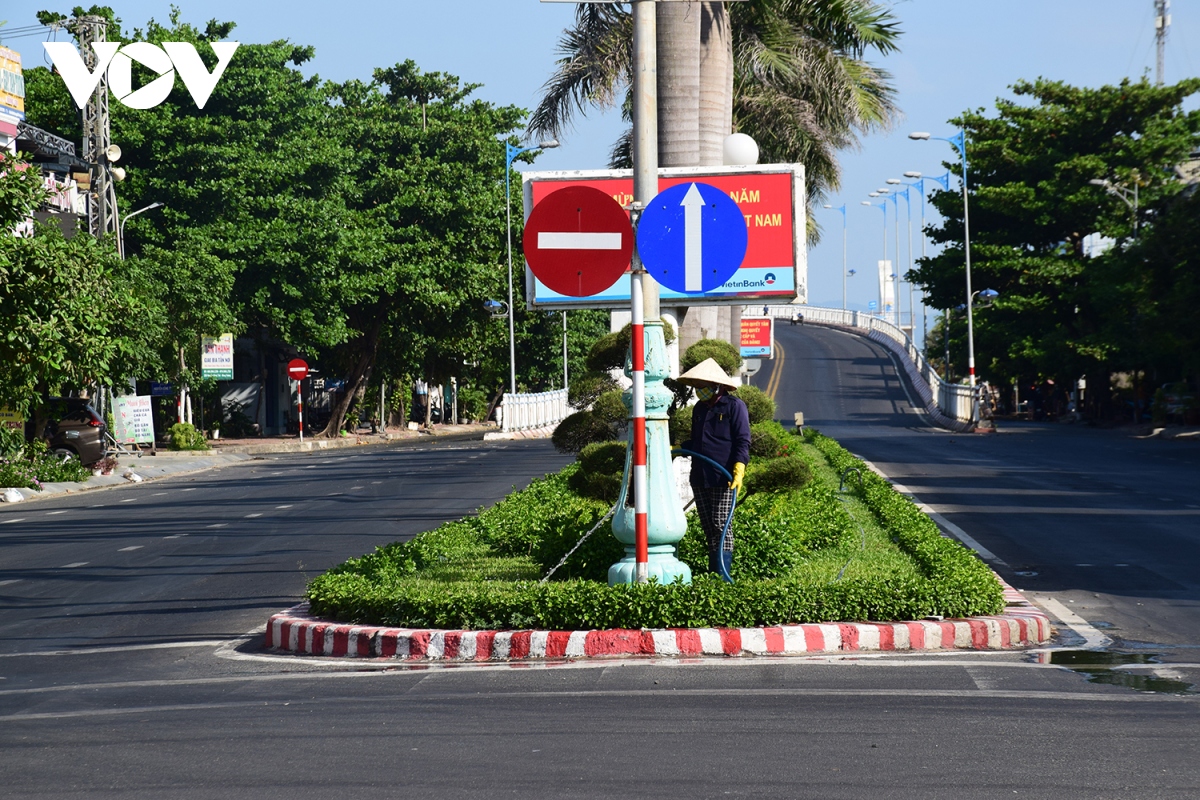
265,575,1049,661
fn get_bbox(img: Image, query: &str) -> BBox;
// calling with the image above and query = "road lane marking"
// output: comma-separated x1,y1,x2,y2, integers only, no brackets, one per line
205,523,227,528
120,498,137,503
46,510,68,515
61,562,88,568
276,505,292,509
163,534,187,539
0,640,228,658
1,518,25,525
1038,596,1112,649
350,486,364,490
152,492,168,496
245,513,263,518
0,579,21,586
764,336,786,401
118,546,143,552
181,488,197,492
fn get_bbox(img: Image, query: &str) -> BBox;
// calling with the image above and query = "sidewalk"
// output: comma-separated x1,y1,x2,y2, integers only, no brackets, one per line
1,422,500,505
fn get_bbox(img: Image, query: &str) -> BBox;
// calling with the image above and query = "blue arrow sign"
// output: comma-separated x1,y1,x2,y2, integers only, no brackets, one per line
636,182,749,294
868,300,878,310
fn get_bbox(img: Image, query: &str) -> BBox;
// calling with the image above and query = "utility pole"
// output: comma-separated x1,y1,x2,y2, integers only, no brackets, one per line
1156,0,1171,86
71,15,116,240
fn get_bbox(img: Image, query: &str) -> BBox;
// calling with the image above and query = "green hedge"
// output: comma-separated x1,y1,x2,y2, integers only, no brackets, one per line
306,432,1004,629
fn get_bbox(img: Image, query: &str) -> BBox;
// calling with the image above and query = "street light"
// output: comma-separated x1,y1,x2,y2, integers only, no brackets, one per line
117,201,163,259
863,199,888,317
1088,177,1139,237
883,186,908,328
823,203,848,310
910,129,980,391
903,170,949,347
505,138,559,394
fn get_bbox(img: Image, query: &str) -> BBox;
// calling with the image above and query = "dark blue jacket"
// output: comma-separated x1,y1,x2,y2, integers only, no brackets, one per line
684,393,751,488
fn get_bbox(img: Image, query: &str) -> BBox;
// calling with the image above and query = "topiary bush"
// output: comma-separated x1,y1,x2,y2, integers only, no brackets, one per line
568,440,626,503
681,338,741,376
734,384,776,424
749,420,794,459
568,373,619,409
670,404,692,446
552,411,614,453
591,390,628,428
169,422,209,451
742,455,811,496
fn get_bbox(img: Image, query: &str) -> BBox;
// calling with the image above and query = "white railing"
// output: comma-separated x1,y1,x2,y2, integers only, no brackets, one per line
499,388,571,433
760,305,977,429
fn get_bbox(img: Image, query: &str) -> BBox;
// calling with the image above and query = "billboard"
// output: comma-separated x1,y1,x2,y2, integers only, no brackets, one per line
523,164,806,309
740,317,774,358
201,334,234,380
113,395,155,445
0,46,25,126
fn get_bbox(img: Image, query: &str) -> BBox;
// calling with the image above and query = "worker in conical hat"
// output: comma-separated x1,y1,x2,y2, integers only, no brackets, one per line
677,358,750,577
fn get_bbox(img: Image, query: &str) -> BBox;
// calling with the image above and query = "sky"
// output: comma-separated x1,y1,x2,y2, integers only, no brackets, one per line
3,1,1198,345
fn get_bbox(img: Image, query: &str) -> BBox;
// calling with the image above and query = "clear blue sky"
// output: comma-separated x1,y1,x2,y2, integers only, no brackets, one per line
3,1,1197,337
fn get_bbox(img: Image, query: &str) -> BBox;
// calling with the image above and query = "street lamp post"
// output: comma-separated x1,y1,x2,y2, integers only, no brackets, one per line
861,199,888,317
884,186,907,328
911,130,978,389
822,203,848,310
117,201,163,260
505,139,559,394
903,171,951,347
1088,177,1139,238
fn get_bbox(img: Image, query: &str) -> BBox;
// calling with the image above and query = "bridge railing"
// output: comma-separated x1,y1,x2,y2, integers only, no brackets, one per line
760,306,976,428
498,389,571,433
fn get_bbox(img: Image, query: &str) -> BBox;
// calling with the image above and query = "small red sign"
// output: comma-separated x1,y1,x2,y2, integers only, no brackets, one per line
522,186,632,297
287,359,309,381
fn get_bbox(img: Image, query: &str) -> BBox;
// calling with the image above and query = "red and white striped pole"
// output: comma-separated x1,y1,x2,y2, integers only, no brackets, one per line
630,268,649,584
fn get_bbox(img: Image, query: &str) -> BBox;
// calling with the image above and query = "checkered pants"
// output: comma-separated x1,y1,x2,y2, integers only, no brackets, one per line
694,487,735,554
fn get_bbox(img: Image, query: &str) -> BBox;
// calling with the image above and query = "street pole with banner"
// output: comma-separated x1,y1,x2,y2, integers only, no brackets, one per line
288,359,308,442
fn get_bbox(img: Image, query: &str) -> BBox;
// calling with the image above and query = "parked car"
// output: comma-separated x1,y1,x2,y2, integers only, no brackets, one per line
39,398,107,466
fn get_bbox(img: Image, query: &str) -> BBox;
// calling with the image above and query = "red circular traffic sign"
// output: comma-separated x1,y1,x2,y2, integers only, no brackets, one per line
523,186,632,297
287,359,309,381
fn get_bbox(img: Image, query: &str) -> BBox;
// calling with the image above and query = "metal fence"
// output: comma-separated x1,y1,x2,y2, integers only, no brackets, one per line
760,306,977,429
498,388,571,433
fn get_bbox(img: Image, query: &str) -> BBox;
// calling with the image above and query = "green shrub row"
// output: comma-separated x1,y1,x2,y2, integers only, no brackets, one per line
802,429,1005,617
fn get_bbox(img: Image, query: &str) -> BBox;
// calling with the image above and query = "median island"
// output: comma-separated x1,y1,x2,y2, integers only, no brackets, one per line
305,426,1004,631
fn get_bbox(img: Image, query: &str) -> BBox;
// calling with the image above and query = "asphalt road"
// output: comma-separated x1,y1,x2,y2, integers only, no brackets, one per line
2,352,1199,798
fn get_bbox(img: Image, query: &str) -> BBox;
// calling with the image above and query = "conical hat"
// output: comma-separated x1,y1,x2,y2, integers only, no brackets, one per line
677,358,740,389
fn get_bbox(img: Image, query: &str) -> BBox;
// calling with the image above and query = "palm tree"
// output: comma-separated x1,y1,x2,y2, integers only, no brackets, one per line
529,0,902,234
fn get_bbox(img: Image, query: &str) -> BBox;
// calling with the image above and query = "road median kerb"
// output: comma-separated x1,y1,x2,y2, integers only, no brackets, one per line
263,576,1051,662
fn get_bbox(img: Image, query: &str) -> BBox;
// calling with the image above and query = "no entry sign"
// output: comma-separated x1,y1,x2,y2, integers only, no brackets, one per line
522,185,632,297
287,358,309,381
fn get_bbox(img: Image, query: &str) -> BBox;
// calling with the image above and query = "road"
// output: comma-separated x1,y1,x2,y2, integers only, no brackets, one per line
1,352,1199,798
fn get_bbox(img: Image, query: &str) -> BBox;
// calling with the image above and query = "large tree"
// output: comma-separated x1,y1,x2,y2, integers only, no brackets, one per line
913,77,1200,417
529,0,901,225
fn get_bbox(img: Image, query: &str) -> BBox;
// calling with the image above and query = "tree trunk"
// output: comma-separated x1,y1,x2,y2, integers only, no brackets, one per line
318,323,382,438
657,2,701,168
699,2,732,167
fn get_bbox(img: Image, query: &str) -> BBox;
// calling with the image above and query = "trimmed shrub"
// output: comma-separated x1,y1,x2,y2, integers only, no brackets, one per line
749,420,794,459
591,390,628,428
743,455,811,496
681,338,741,376
552,411,613,453
169,422,209,451
586,331,626,373
670,404,692,446
569,440,626,503
568,373,619,409
735,385,776,424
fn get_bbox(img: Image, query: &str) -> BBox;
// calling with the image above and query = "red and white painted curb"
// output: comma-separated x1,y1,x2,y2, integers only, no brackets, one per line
264,577,1050,662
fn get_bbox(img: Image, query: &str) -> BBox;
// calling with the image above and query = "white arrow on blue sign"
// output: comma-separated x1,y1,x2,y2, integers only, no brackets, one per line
636,181,749,294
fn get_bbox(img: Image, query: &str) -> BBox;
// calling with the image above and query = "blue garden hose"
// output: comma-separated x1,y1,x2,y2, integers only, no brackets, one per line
672,448,738,584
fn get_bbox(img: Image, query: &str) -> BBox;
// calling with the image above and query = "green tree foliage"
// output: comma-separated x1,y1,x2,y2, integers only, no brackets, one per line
914,78,1200,416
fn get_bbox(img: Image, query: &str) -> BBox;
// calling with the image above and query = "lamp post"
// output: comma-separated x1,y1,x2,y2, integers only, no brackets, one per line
903,171,951,347
1088,176,1139,238
884,185,907,328
505,139,559,394
911,129,978,388
823,203,848,310
861,198,888,317
117,201,163,260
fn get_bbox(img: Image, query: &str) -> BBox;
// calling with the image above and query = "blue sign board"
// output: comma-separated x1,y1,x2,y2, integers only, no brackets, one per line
150,382,173,397
868,300,878,311
636,182,749,294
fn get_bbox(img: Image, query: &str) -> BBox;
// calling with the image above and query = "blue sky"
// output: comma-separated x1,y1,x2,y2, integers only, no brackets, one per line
3,1,1197,341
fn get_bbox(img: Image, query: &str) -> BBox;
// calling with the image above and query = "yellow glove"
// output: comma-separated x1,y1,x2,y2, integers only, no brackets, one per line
729,462,746,493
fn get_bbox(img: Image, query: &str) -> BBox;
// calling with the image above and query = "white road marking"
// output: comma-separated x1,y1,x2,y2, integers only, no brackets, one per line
152,492,168,496
1,518,25,525
163,534,187,539
244,513,263,518
349,486,364,490
120,498,137,503
181,488,196,492
205,523,227,529
370,481,382,485
1039,597,1112,650
118,546,143,552
0,579,21,586
88,504,105,508
61,562,88,568
276,505,293,509
0,640,228,658
46,511,68,516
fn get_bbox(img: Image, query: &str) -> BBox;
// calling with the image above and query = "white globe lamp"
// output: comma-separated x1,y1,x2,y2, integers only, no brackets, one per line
722,133,759,166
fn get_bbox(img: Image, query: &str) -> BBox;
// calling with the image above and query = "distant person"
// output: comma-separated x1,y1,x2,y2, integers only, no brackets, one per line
678,358,751,578
412,380,429,424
